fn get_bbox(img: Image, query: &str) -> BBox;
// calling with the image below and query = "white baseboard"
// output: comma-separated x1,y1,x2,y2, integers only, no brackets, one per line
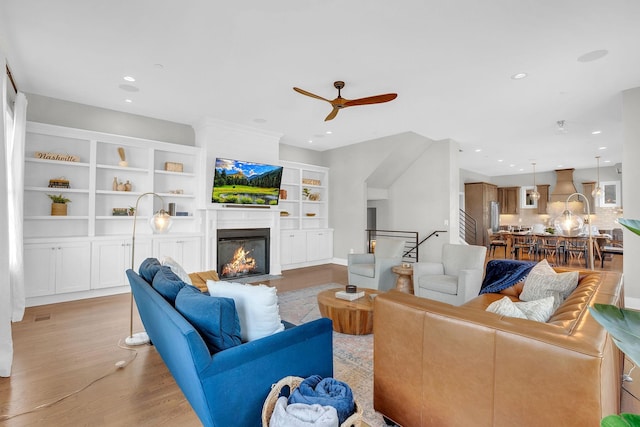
625,296,640,310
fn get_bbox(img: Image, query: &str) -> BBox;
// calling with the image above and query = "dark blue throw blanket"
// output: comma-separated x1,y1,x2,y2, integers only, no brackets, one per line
289,375,355,424
479,259,536,294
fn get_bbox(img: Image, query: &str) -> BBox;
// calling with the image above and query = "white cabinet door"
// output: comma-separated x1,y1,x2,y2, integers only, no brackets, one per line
24,244,56,297
306,230,333,262
92,240,128,289
56,242,91,294
154,237,202,273
281,231,307,265
92,239,153,290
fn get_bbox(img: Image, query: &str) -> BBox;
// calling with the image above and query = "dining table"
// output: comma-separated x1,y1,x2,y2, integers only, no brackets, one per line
493,230,612,268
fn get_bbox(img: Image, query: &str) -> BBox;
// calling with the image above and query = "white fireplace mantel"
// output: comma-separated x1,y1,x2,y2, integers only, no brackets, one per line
203,207,282,276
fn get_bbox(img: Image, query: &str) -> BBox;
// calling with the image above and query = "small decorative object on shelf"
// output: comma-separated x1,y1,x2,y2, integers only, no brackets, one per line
124,180,132,191
309,192,320,201
128,206,136,216
164,162,183,172
279,189,287,200
117,147,128,167
112,176,118,191
47,194,71,216
112,208,129,216
302,187,310,200
280,211,290,217
302,178,321,186
175,211,189,216
117,181,126,191
48,177,70,188
306,213,316,217
34,152,80,162
168,189,184,194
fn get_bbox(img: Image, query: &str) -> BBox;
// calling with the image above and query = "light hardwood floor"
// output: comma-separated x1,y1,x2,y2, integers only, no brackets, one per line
1,259,635,426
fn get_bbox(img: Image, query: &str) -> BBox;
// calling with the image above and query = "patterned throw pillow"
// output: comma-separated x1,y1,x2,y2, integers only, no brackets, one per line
487,296,556,322
519,259,579,309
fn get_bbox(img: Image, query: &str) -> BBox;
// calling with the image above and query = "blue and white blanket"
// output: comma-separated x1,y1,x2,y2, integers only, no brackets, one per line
289,375,355,425
479,259,536,294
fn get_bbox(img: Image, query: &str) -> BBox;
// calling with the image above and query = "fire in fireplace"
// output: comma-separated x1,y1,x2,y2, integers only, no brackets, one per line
217,228,270,279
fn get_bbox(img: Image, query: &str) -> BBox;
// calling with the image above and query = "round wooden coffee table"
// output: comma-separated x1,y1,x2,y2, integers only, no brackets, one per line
317,287,378,335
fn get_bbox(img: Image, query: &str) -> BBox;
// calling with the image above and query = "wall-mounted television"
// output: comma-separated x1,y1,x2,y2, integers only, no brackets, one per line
212,158,283,206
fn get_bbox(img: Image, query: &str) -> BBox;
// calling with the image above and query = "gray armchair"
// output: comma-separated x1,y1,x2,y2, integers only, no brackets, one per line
413,243,487,305
347,238,406,291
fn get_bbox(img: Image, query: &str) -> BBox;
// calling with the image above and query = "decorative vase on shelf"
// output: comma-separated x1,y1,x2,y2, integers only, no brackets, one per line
112,177,118,191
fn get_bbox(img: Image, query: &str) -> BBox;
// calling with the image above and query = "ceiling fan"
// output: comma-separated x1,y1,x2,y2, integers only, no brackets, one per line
293,81,397,121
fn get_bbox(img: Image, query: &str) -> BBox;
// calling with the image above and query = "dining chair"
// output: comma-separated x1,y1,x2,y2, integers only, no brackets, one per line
486,228,507,258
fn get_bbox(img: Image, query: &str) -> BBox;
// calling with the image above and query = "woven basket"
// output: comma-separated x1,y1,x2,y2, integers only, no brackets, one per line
261,376,363,427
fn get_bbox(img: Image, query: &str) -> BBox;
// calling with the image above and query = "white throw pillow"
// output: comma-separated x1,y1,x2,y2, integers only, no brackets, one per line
486,297,527,319
206,280,284,342
520,259,579,309
161,256,192,286
486,296,556,322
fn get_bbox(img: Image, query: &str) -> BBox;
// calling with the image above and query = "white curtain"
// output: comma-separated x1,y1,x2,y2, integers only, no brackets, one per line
1,54,27,377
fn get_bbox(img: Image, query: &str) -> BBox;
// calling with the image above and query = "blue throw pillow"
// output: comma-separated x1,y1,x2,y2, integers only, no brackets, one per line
175,285,242,354
139,258,162,283
152,265,186,304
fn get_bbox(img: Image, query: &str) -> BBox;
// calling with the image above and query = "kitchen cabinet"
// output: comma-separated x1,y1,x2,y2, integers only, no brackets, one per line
498,187,519,214
537,184,550,214
464,182,498,246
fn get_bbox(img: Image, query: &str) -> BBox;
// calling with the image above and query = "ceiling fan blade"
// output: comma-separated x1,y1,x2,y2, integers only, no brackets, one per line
324,107,340,121
293,87,331,103
344,93,397,107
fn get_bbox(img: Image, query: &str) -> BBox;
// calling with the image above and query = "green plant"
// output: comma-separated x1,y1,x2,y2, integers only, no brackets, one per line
589,218,640,427
47,194,71,204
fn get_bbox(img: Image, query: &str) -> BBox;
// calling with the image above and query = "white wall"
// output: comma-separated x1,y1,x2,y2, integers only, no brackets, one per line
387,139,459,262
323,132,456,262
26,93,194,145
623,88,640,304
279,143,325,166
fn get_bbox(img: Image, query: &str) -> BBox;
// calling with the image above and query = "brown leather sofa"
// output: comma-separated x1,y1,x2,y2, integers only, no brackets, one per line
373,269,624,427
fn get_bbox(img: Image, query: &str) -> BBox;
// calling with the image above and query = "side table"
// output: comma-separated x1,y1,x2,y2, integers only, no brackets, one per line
317,288,378,335
391,264,414,294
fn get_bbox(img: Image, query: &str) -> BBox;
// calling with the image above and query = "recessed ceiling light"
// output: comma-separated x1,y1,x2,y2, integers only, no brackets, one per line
326,131,332,135
518,168,524,172
557,164,564,168
591,130,602,135
604,160,611,163
509,164,515,167
511,72,528,80
119,84,139,92
308,140,313,144
474,149,482,153
123,76,136,82
577,49,609,63
497,159,503,162
125,99,132,103
599,146,607,150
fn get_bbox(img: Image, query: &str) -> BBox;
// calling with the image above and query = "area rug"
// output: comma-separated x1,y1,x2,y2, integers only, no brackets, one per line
278,284,386,427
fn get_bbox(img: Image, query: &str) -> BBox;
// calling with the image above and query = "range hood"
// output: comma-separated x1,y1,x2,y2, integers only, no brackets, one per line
550,168,579,202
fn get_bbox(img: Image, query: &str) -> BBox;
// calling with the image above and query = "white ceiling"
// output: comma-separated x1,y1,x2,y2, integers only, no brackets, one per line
1,1,639,176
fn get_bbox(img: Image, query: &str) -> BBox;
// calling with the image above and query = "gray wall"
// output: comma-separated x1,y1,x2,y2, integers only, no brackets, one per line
26,93,195,145
279,143,326,166
623,88,640,302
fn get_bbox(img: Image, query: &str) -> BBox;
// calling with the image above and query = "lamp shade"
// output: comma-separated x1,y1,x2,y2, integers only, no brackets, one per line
149,209,172,233
554,209,584,237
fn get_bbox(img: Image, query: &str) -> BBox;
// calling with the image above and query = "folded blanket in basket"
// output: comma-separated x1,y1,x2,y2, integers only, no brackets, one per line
270,396,339,427
289,375,354,425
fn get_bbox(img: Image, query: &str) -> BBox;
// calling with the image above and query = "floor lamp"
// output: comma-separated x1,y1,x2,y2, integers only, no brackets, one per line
554,192,594,271
125,192,173,346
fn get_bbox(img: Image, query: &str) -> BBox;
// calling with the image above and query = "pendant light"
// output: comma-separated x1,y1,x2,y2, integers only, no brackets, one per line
592,155,603,197
530,162,540,201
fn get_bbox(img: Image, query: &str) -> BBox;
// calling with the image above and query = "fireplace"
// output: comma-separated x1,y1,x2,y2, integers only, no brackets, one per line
217,228,270,279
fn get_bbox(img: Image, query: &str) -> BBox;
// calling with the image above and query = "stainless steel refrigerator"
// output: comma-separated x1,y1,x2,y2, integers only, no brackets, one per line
490,201,500,232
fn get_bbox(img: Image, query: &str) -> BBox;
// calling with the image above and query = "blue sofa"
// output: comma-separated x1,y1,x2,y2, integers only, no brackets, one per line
126,269,334,427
